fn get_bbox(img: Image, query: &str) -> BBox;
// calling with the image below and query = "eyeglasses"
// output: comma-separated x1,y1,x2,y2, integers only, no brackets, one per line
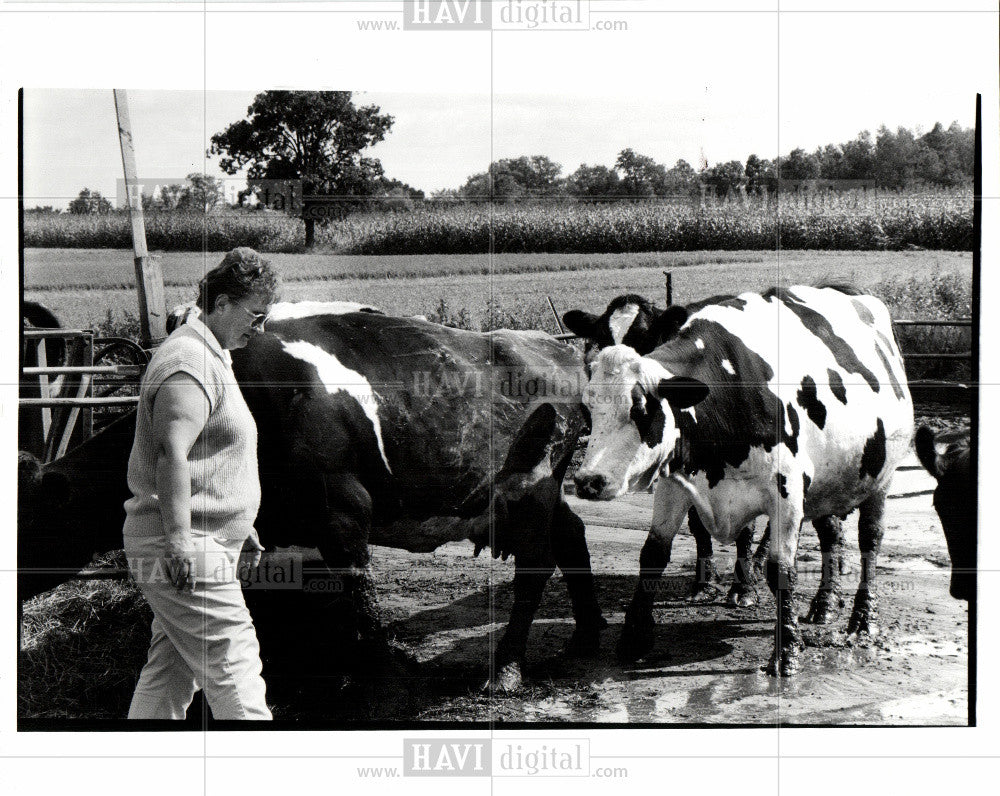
237,303,268,330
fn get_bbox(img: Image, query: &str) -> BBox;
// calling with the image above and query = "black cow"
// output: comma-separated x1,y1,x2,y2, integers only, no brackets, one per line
18,302,604,694
564,294,848,617
18,412,136,603
915,426,974,601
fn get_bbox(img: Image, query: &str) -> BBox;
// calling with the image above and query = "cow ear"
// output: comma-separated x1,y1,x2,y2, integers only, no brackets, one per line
651,306,689,344
550,404,587,485
500,403,558,476
40,469,71,507
562,310,598,340
657,376,709,409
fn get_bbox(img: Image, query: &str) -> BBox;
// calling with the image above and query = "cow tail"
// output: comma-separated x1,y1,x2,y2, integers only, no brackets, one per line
914,425,941,479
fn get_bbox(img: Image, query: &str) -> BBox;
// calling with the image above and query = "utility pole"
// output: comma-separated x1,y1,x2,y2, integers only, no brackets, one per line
114,89,166,346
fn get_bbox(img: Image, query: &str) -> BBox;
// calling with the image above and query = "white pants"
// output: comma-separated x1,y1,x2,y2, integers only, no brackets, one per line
124,530,272,720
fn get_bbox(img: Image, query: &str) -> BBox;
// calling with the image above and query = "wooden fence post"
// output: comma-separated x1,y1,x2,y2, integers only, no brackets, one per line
114,89,166,347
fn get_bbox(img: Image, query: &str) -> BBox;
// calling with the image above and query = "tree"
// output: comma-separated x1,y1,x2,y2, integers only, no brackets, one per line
209,91,394,247
875,126,921,189
178,173,226,213
492,155,563,198
703,160,746,198
816,144,845,179
566,163,620,201
840,131,876,181
661,160,699,196
744,154,774,195
157,183,186,211
919,122,973,185
68,188,112,215
780,148,821,182
614,148,667,200
374,177,424,211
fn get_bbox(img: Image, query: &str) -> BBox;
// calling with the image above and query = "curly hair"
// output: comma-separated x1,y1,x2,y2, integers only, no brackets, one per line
196,247,281,313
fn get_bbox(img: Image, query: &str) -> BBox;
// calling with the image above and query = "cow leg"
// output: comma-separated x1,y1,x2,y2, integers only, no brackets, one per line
551,500,606,657
804,515,846,624
618,480,689,662
752,524,771,579
765,483,805,677
687,510,721,602
725,527,760,608
848,492,886,636
313,475,388,670
489,551,556,693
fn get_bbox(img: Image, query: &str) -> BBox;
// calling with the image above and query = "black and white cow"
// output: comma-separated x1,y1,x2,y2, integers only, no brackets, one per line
572,286,914,675
233,302,604,690
915,425,974,601
564,294,849,614
564,294,767,606
19,302,603,694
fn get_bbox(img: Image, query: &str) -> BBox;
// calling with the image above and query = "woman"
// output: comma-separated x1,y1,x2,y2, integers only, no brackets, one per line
123,247,279,720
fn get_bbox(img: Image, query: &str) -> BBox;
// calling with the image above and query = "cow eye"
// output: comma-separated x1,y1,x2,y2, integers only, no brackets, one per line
629,384,648,424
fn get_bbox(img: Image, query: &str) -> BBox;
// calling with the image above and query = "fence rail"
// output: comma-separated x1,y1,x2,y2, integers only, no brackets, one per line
20,397,140,408
23,365,144,377
894,318,971,327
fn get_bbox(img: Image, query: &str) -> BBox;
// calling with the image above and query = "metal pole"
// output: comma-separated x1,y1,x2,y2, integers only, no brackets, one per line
114,89,166,346
546,296,565,334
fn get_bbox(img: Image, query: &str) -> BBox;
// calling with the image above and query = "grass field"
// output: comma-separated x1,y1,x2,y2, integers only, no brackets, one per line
24,249,783,291
24,248,972,383
25,248,972,332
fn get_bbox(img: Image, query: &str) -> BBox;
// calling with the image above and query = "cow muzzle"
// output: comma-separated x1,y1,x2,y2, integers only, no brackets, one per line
574,473,612,500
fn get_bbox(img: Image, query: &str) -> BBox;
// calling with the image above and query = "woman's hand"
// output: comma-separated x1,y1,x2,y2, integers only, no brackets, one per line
239,529,265,579
164,532,197,591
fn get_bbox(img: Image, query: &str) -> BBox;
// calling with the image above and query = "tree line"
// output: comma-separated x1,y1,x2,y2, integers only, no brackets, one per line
443,123,973,203
27,91,972,249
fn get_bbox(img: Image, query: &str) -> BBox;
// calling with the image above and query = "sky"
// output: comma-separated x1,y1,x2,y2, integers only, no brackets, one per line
18,11,988,209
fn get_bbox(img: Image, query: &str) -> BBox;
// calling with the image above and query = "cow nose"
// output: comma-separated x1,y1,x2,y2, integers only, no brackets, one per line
575,474,606,500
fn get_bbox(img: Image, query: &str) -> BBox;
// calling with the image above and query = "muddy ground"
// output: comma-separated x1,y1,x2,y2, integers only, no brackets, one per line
18,413,969,726
355,439,969,726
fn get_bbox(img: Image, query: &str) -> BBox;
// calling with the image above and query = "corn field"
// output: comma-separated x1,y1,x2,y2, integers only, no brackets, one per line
25,188,971,254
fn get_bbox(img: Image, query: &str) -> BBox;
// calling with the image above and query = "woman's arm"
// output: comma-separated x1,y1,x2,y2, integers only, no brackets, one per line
150,372,211,590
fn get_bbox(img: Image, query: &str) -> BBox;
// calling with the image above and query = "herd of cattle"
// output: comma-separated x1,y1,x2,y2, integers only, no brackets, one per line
18,284,974,695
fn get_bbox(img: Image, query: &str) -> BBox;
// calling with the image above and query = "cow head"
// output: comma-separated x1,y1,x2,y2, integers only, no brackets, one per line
466,402,585,560
563,295,689,370
915,426,975,601
17,413,135,601
574,345,708,501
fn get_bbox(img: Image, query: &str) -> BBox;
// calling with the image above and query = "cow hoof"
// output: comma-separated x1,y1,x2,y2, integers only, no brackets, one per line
847,612,879,638
725,583,759,608
751,557,768,582
616,621,655,663
804,590,844,624
764,647,801,677
687,582,723,603
564,616,608,658
847,594,878,637
483,661,524,694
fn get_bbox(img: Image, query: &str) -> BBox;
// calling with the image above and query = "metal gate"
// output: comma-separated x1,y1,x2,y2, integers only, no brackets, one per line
20,328,148,463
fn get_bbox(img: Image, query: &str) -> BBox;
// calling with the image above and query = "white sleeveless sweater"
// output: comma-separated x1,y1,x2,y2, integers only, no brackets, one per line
122,317,260,540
